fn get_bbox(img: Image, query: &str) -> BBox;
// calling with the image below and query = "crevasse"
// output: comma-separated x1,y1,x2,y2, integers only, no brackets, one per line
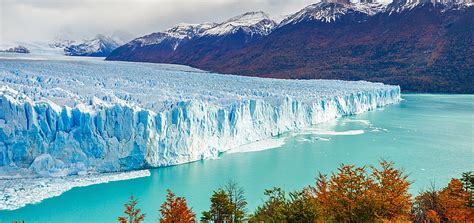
0,58,400,177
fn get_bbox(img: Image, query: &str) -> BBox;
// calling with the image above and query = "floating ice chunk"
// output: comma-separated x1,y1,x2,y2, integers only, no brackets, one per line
343,119,371,125
227,137,287,154
303,129,366,136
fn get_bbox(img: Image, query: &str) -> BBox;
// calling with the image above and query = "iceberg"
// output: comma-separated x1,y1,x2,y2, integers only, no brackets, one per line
0,57,400,177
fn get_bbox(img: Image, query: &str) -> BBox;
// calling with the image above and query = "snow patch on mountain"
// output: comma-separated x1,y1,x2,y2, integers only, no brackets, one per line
387,0,473,12
132,22,216,49
63,35,121,57
49,32,133,57
123,11,276,51
0,45,30,54
166,22,217,39
203,11,277,36
279,1,386,26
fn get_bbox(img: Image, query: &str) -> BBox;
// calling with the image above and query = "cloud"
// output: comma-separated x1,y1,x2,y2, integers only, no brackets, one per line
0,0,317,43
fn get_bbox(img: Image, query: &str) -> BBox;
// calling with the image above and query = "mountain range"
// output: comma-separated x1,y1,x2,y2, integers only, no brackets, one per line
48,33,133,57
104,0,472,93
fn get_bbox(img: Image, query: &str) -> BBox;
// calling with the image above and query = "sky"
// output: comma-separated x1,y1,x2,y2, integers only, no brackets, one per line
1,0,322,43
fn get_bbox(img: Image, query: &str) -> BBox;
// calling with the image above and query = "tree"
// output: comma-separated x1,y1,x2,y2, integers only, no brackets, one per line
438,179,472,222
250,187,288,222
250,187,320,222
159,189,196,223
201,189,233,223
118,195,145,223
425,209,441,223
461,171,473,207
412,176,474,222
411,182,441,222
371,160,412,221
309,164,376,222
308,161,412,222
224,180,247,223
285,189,320,222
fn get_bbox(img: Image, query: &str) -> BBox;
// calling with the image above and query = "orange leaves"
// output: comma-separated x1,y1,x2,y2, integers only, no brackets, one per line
118,195,145,223
114,163,471,223
118,191,195,223
413,177,473,222
426,210,441,223
312,164,373,221
438,179,472,222
371,160,412,221
159,189,196,223
308,160,412,222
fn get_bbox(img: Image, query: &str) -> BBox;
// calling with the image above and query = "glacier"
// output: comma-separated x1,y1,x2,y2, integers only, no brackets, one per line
0,56,400,178
0,170,150,210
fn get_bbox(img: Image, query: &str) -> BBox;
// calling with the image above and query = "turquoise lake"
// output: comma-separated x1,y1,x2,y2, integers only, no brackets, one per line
0,94,473,222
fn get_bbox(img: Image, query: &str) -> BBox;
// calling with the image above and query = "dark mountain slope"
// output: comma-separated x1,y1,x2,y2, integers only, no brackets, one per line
107,3,473,93
204,4,473,93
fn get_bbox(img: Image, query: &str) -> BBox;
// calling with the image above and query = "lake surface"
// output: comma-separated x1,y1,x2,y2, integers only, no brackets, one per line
1,94,473,222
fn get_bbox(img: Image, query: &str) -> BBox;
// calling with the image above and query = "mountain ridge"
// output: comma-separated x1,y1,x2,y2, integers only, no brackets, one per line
106,0,474,93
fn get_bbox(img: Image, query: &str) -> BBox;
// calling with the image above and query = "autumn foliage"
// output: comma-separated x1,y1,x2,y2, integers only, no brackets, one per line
308,160,412,222
413,173,474,222
118,195,145,223
116,162,472,223
371,160,412,221
159,189,196,223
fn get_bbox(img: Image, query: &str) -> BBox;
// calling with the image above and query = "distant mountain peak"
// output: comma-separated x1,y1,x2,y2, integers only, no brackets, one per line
166,22,217,39
63,35,120,57
321,0,352,4
279,1,384,26
128,23,217,50
0,45,30,54
123,11,277,51
203,11,277,36
388,0,473,12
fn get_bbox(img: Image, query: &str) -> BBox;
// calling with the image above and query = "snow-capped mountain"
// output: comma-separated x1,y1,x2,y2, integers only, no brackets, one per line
131,22,216,50
107,0,473,93
388,0,473,12
63,35,121,57
50,39,76,49
203,11,277,37
167,22,217,39
0,45,30,54
120,11,276,51
49,31,133,57
279,0,385,26
107,11,277,62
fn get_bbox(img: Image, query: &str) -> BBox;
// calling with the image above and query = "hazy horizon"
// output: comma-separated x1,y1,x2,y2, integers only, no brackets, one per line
1,0,399,44
1,0,322,44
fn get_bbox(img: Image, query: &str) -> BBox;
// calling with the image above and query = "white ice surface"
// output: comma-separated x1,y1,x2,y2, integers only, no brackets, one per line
226,137,287,154
0,170,150,210
0,54,400,179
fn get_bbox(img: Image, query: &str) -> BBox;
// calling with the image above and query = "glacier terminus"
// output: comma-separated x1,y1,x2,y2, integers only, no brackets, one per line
0,56,400,178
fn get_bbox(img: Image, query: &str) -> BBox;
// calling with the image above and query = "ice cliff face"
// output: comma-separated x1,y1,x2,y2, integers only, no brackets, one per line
0,58,400,177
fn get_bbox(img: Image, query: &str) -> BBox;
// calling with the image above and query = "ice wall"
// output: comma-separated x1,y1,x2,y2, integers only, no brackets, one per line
0,58,400,177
